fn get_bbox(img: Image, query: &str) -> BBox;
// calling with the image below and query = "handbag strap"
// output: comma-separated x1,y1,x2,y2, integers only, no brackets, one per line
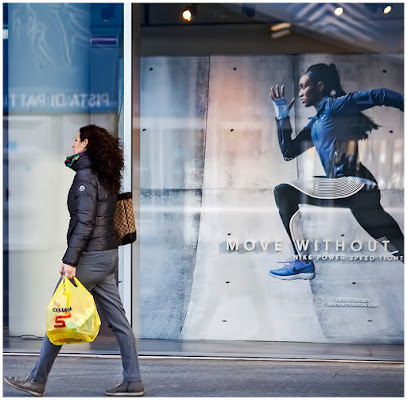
117,192,132,201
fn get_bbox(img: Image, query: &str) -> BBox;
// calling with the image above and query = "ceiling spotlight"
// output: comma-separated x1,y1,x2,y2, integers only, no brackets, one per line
182,5,197,22
182,9,192,21
384,5,392,14
334,7,344,16
270,22,291,32
270,22,291,39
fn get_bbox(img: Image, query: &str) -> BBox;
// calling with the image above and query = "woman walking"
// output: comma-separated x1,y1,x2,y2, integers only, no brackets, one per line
4,125,144,396
269,63,404,280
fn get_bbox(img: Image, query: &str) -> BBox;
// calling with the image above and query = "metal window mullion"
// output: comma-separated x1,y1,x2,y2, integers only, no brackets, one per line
118,2,132,323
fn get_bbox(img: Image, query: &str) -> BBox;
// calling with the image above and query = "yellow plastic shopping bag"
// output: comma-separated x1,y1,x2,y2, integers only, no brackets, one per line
46,277,101,345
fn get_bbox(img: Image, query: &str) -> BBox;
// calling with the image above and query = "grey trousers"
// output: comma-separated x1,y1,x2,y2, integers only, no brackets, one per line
31,249,142,384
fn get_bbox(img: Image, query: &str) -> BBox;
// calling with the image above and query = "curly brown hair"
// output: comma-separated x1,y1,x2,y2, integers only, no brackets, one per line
79,125,124,194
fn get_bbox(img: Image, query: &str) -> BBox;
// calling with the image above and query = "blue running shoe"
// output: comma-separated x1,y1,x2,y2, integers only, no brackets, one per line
269,259,315,280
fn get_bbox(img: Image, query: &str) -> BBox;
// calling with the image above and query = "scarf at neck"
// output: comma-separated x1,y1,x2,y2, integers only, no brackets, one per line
64,152,86,168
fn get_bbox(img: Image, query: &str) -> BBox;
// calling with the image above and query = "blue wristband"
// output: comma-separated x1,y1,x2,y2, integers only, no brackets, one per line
272,98,290,120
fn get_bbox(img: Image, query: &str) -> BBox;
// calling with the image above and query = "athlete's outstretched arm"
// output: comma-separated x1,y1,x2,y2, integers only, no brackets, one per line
331,88,404,115
270,84,314,161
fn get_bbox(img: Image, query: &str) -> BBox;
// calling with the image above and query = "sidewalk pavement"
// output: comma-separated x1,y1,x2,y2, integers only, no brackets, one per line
3,354,404,397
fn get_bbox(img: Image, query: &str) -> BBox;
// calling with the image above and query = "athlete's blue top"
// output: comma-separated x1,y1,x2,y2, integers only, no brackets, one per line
276,88,404,179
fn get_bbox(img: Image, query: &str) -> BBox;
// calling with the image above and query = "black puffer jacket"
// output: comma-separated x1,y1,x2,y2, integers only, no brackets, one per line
62,155,118,267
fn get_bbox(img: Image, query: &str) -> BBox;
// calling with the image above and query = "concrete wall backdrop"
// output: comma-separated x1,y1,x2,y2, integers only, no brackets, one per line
140,54,403,344
139,57,209,338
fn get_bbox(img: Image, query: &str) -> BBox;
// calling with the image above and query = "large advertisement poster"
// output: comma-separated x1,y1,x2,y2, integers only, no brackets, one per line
140,54,403,344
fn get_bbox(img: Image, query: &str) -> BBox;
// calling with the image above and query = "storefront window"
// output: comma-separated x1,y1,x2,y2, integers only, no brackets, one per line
3,3,125,338
3,2,404,357
138,3,404,347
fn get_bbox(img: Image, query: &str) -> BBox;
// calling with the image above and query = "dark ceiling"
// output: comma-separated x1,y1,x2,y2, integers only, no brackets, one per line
139,3,404,56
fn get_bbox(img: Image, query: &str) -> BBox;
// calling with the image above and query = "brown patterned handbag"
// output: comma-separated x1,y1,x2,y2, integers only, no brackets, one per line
113,192,137,246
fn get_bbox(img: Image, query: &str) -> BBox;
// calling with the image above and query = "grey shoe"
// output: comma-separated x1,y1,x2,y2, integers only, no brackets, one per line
4,373,45,397
105,381,145,396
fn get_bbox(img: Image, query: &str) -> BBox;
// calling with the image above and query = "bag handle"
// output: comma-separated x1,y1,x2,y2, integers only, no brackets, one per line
63,276,87,290
72,276,87,291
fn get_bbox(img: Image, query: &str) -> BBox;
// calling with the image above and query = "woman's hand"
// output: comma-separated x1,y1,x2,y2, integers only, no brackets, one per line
270,84,295,120
60,263,76,279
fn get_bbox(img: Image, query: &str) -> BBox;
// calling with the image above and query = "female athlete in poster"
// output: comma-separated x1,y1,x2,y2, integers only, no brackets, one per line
269,63,404,280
